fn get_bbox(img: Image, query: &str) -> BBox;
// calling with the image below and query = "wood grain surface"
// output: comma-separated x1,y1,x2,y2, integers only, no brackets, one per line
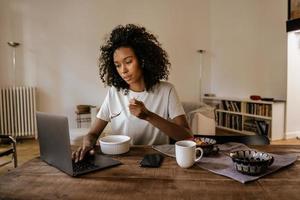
0,145,299,200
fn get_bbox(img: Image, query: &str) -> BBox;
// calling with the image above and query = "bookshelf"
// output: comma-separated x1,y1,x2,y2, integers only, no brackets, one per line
203,97,285,141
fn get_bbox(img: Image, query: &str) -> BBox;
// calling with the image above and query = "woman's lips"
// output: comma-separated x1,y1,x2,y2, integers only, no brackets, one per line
123,76,132,81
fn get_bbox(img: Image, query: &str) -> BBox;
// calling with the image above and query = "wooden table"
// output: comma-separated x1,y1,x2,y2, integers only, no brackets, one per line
0,145,299,200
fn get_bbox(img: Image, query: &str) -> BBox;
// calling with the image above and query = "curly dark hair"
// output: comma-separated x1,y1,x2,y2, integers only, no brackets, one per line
99,24,170,93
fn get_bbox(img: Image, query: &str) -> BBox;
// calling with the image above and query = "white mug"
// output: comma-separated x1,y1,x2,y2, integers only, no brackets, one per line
175,140,204,168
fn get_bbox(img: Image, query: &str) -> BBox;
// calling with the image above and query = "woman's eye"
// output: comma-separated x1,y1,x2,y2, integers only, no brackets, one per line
115,64,120,68
125,60,132,64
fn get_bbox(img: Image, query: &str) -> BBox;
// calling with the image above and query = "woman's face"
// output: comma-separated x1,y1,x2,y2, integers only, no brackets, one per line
113,47,144,86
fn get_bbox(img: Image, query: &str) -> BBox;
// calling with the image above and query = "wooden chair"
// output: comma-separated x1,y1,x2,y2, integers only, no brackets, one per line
0,135,17,168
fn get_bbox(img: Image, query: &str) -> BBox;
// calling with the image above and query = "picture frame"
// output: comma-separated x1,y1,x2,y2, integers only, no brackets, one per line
289,0,300,20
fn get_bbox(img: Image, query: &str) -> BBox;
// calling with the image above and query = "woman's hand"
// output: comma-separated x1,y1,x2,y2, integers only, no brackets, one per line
129,98,192,141
129,98,151,120
72,118,108,163
72,145,95,163
71,134,96,163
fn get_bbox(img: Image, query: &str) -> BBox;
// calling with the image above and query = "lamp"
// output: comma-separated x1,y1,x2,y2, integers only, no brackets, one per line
197,49,206,102
7,41,20,86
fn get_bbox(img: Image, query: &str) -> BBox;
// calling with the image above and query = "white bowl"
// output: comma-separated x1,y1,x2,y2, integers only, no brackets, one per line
99,135,131,155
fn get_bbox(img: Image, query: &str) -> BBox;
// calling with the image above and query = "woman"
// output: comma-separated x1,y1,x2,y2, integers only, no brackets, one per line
73,24,192,162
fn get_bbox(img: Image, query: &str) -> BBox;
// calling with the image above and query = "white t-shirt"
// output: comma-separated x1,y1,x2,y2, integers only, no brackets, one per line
97,81,185,145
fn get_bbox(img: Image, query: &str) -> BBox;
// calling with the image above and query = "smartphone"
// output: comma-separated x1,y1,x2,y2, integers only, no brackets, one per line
140,154,164,168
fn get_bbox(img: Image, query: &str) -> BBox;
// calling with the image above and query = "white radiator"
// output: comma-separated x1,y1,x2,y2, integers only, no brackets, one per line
0,87,37,138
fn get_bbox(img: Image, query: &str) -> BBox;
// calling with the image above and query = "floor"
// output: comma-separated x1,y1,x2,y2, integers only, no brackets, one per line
0,139,40,176
0,137,300,176
271,137,300,145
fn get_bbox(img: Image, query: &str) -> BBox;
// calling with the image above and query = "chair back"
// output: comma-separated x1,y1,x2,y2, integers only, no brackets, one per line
194,135,270,145
0,135,18,168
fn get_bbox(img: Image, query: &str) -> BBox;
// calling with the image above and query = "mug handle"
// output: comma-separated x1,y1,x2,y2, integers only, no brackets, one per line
195,147,204,162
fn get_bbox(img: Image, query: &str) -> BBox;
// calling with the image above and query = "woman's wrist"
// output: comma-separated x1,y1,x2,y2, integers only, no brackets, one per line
83,133,98,147
143,110,154,121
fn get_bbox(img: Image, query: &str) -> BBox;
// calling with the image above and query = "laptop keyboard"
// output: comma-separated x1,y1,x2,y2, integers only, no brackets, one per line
72,160,98,173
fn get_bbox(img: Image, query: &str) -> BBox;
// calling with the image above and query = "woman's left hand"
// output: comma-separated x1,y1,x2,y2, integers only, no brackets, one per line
129,98,151,120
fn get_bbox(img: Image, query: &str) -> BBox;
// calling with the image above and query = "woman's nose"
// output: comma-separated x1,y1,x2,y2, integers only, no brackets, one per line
120,65,128,74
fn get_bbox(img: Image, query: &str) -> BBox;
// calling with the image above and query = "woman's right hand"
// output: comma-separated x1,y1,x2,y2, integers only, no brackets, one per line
72,118,108,162
72,133,98,163
72,145,95,163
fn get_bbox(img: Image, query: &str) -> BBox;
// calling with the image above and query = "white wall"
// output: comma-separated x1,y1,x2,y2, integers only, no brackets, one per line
0,0,210,128
0,0,287,128
208,0,287,99
286,31,300,138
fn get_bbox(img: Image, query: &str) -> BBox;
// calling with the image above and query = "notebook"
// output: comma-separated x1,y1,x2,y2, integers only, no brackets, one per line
36,112,121,176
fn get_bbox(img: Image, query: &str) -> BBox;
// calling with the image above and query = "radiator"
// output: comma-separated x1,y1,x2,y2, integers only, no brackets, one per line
0,87,37,138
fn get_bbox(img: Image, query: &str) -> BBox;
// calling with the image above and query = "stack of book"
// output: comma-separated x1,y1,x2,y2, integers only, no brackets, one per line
244,118,258,133
246,103,271,117
221,100,241,112
255,120,270,136
216,113,242,131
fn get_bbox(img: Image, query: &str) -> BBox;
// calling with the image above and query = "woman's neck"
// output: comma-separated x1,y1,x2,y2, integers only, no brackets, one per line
129,81,145,92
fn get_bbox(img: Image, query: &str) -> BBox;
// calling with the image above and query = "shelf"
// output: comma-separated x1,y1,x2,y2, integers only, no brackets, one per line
242,113,272,120
203,96,285,104
216,126,243,134
205,97,285,140
216,126,256,136
215,109,242,115
215,109,272,120
242,130,257,136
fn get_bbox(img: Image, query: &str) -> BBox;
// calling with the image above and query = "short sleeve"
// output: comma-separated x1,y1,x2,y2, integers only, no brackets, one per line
168,86,185,119
96,90,110,122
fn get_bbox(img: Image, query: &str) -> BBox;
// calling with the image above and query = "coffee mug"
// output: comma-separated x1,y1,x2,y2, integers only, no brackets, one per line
175,140,204,168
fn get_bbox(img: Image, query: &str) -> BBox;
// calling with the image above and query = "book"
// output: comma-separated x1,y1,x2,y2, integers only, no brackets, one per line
255,120,269,136
255,120,263,135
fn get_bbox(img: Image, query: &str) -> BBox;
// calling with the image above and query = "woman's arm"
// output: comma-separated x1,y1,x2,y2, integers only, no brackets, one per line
83,118,108,147
72,118,108,162
147,113,192,141
129,99,192,141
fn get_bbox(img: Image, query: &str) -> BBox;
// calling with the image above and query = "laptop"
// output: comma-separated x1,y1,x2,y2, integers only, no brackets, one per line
36,112,121,176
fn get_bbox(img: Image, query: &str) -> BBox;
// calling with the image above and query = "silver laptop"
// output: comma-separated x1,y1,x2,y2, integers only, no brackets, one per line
36,112,121,176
